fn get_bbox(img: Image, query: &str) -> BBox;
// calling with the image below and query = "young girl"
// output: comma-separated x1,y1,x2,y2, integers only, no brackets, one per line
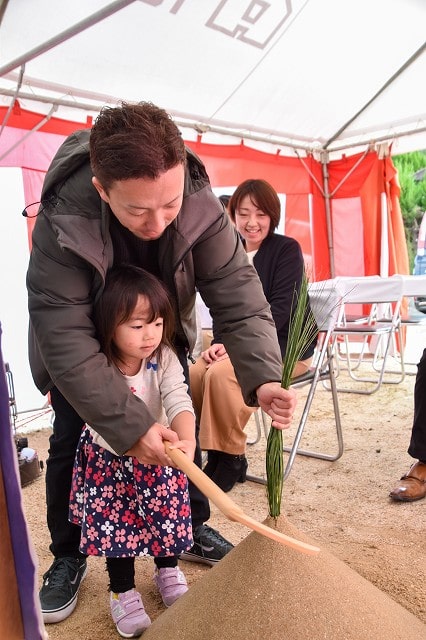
69,265,195,638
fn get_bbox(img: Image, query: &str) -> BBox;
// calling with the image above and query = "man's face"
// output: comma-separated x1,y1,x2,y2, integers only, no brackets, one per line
92,164,184,240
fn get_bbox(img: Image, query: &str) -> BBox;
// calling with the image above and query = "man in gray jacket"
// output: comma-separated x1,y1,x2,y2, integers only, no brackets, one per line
27,102,296,624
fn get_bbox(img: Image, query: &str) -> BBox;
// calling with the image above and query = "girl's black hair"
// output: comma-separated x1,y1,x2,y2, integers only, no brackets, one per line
94,265,175,367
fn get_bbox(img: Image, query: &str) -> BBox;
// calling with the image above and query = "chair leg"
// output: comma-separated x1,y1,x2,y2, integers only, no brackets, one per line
246,341,344,485
371,332,406,382
247,408,263,445
324,329,405,395
282,344,344,480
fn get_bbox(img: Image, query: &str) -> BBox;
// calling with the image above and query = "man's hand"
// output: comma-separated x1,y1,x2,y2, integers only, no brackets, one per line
125,423,178,466
256,382,297,429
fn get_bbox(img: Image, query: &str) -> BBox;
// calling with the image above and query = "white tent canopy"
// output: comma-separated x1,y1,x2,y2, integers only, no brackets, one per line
0,0,425,158
0,0,424,413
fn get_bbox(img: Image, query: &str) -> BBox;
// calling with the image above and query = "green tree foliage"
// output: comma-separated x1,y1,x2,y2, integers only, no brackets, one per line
393,150,426,269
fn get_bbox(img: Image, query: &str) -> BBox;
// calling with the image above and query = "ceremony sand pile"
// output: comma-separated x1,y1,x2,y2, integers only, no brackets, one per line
142,515,425,640
20,359,426,639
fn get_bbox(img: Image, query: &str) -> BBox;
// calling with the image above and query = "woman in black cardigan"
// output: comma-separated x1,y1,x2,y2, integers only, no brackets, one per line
190,179,317,492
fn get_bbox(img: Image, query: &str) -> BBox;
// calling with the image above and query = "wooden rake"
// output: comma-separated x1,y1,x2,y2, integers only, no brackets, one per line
165,444,320,556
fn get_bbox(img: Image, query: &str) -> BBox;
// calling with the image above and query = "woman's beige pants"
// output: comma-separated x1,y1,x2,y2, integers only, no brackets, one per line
189,357,255,455
189,354,313,456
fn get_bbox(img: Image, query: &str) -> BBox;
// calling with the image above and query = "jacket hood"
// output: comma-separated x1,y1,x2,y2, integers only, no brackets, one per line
41,129,92,200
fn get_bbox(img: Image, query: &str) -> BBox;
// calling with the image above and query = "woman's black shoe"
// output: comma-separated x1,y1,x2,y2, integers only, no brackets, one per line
211,452,248,493
203,450,221,478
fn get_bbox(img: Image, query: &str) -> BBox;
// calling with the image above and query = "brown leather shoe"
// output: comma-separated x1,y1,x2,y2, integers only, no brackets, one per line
389,461,426,502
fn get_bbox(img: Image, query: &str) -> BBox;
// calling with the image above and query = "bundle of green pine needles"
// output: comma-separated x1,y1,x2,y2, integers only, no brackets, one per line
266,273,319,519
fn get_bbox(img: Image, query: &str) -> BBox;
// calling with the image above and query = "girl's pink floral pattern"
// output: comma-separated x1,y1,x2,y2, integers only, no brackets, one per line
69,427,192,557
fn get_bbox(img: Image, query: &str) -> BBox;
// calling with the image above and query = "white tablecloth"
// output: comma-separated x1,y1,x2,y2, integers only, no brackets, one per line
389,274,426,297
311,276,403,304
198,275,426,337
309,275,405,331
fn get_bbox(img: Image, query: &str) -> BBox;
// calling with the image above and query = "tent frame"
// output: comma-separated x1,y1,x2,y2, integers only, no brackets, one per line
0,2,425,156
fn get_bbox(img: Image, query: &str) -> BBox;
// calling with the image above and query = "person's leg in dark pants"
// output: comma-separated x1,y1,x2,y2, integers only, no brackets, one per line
47,386,86,558
390,348,426,501
408,347,426,461
40,386,88,623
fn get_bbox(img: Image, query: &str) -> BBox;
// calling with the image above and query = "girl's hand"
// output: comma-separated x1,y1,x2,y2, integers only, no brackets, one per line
168,438,196,462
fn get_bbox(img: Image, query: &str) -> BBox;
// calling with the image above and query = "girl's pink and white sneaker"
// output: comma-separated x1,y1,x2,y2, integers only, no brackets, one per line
153,567,188,607
110,588,151,638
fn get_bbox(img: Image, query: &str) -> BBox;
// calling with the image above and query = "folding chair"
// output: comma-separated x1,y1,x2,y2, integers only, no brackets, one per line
246,280,343,484
390,274,426,371
324,276,405,395
5,362,17,429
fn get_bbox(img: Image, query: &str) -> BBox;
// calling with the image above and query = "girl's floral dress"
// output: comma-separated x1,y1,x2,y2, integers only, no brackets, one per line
68,354,193,557
69,438,192,557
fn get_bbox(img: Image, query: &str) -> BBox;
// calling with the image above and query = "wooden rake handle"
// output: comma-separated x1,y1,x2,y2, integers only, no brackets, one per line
165,444,320,556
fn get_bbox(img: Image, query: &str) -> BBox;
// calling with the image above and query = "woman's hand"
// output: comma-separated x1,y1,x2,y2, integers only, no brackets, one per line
201,342,229,368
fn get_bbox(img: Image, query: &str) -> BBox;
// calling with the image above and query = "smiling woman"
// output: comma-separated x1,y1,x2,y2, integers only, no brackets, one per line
233,179,280,252
189,179,317,493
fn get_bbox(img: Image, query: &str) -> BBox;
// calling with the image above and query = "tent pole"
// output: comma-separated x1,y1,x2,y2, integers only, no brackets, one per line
0,65,24,139
324,41,426,150
321,151,335,278
0,1,138,76
0,106,57,163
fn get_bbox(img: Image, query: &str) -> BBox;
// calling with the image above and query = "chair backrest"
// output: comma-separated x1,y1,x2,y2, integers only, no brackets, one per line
334,276,403,305
308,280,343,333
389,274,426,297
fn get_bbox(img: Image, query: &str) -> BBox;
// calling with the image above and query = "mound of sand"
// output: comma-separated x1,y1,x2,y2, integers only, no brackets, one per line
142,516,425,640
20,361,426,638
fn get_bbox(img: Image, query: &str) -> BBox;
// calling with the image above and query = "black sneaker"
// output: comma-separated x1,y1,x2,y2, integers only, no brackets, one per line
180,524,234,566
40,557,87,623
